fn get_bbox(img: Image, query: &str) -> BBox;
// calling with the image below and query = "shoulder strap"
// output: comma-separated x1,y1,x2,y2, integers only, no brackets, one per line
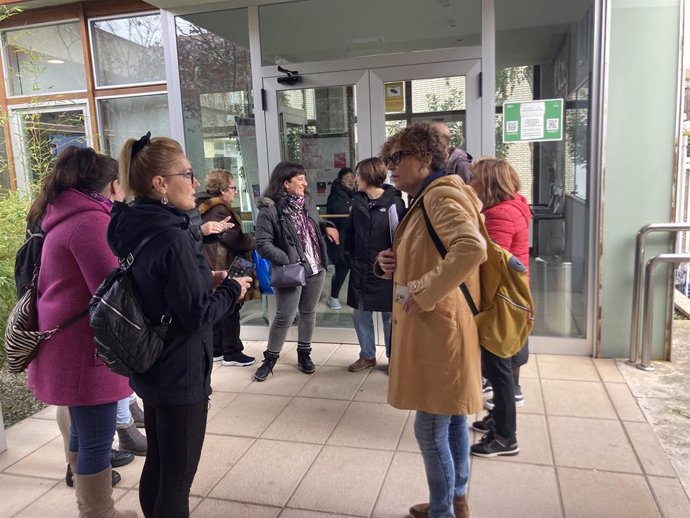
276,203,305,264
120,228,170,269
418,196,479,316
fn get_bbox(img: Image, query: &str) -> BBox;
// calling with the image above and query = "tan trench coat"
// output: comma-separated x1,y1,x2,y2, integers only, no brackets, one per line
381,175,487,415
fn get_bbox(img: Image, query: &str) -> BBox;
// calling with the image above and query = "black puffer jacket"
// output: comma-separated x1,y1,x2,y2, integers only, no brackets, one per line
325,181,353,265
108,197,241,406
255,196,334,275
345,185,405,311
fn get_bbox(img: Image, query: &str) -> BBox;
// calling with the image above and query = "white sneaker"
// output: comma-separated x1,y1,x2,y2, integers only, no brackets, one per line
327,297,342,310
213,355,223,362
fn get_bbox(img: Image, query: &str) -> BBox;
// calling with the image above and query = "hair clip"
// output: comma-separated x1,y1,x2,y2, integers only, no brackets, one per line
131,131,151,158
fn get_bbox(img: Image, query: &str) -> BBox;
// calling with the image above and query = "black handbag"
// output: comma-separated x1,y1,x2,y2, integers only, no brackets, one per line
270,263,306,288
89,230,171,377
269,212,307,289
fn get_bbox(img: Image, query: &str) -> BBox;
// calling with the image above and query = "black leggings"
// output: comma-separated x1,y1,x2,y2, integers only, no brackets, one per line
330,262,350,299
139,400,208,518
481,346,516,441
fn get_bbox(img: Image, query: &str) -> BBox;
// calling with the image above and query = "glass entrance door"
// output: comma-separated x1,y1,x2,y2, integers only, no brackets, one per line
256,62,481,344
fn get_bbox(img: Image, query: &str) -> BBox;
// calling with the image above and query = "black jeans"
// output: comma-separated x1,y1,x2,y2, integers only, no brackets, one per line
330,262,350,299
139,400,208,518
481,346,516,441
212,303,244,359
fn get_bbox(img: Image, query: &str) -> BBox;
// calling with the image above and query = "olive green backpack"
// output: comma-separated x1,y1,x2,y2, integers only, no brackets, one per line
419,196,534,358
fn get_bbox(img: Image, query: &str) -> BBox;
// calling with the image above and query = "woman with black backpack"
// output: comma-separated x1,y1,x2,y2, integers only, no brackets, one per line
25,146,138,517
110,134,251,518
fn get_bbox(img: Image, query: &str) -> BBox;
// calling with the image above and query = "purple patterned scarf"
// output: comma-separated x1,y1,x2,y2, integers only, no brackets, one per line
282,194,322,267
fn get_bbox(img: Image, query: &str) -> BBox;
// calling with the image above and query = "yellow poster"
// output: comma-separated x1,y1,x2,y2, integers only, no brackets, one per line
385,82,404,113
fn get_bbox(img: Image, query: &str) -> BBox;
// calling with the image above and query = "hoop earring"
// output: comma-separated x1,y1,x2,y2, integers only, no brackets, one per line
161,194,169,205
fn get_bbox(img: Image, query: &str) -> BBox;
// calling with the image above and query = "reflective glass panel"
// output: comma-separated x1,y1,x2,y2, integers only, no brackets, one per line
97,94,170,157
260,0,481,65
91,14,164,87
13,107,86,186
3,22,85,96
496,0,595,338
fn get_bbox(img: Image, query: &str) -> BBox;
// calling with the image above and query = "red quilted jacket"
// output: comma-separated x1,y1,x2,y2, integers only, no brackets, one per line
482,193,532,273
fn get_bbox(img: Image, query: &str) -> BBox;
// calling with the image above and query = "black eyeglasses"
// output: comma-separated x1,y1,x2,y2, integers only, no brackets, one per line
162,169,195,184
384,151,413,167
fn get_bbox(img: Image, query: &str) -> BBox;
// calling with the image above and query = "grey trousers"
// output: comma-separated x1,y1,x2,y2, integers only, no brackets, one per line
267,269,326,354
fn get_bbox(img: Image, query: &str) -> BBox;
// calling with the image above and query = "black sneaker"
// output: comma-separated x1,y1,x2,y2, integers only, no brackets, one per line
471,432,519,457
110,449,134,468
223,352,256,367
297,349,316,374
481,377,493,397
471,412,495,434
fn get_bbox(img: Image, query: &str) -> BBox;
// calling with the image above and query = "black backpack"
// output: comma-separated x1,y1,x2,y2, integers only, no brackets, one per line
14,222,44,298
89,230,171,377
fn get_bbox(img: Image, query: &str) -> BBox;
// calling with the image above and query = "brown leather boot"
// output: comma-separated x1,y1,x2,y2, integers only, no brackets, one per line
75,467,138,517
409,494,471,518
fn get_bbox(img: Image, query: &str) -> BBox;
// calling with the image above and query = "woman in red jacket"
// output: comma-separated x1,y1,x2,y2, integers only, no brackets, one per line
468,158,532,457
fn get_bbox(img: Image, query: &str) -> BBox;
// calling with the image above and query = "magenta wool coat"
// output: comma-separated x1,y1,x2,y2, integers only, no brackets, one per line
27,189,131,406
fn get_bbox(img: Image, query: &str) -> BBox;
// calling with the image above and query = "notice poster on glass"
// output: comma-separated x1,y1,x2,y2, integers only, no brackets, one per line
236,117,260,218
299,134,350,206
502,99,563,143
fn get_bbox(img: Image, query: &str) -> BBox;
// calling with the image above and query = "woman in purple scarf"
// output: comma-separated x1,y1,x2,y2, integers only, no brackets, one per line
254,162,339,381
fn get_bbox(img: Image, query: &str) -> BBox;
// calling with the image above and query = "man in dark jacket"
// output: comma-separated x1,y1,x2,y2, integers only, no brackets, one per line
431,122,473,183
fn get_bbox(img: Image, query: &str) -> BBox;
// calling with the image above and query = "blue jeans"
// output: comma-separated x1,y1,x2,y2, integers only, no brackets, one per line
352,304,392,359
68,402,118,475
414,412,470,518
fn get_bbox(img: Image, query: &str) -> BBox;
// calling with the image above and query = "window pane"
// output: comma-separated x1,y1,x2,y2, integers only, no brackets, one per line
97,94,170,158
260,0,481,65
12,107,87,187
91,14,165,87
496,0,595,339
3,22,85,96
175,9,257,212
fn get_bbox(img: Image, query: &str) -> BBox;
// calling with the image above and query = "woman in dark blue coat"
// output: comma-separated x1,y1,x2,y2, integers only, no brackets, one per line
345,158,405,371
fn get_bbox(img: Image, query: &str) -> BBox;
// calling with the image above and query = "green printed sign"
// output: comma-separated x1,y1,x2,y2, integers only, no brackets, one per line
503,99,563,143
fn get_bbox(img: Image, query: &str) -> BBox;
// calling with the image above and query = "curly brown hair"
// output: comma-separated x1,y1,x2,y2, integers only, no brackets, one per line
379,122,448,171
470,157,521,208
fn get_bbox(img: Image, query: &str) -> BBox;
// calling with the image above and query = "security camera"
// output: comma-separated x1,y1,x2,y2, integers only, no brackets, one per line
277,65,301,86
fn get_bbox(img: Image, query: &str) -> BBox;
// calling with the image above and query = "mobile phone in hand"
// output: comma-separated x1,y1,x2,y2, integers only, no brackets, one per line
227,256,254,278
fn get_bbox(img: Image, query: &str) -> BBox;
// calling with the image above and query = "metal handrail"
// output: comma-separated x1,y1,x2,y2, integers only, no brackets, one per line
638,253,690,370
629,223,690,365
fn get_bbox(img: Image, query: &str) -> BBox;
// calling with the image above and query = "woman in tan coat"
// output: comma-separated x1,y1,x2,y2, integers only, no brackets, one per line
376,123,486,518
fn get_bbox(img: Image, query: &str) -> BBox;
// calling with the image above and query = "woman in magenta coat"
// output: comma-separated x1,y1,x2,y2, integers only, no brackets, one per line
468,157,532,458
26,146,136,517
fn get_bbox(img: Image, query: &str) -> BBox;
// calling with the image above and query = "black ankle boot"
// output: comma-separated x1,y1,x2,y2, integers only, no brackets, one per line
254,351,279,382
297,348,315,374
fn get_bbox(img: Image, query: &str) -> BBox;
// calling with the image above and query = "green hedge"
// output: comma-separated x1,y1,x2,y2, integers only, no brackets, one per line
0,190,31,363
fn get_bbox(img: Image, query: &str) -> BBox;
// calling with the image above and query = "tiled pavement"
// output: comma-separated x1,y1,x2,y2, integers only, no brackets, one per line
1,341,690,518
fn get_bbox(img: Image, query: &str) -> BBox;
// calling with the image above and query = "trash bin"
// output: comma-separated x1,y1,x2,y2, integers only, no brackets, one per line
534,256,573,336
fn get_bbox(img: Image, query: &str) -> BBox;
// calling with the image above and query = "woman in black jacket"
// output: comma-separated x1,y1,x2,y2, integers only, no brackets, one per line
253,161,339,381
346,158,405,371
325,167,354,309
109,134,251,518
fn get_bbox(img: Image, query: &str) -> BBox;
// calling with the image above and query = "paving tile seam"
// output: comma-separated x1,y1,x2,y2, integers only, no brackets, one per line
199,435,260,500
538,359,568,518
7,477,62,518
